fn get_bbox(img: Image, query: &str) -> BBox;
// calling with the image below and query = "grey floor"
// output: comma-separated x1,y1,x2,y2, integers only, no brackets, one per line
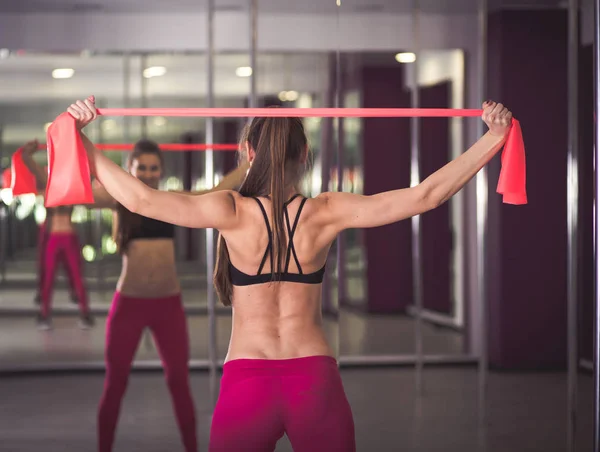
0,288,464,369
0,368,594,451
2,256,589,451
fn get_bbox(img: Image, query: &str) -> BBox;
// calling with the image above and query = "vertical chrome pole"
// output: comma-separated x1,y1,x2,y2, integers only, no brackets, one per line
0,127,5,284
593,0,600,448
411,0,424,397
476,0,489,423
249,0,258,108
335,0,345,314
140,54,148,138
206,0,218,408
123,54,131,169
566,0,579,450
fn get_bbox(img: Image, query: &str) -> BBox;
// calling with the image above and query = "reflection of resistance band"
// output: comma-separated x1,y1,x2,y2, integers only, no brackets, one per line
40,108,526,207
6,142,239,196
37,143,238,152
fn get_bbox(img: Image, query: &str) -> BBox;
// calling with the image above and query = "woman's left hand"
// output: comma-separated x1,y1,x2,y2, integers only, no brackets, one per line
67,95,98,130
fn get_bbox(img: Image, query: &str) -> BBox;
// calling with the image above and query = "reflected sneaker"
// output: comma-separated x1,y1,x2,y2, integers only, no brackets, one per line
78,314,95,330
36,315,52,331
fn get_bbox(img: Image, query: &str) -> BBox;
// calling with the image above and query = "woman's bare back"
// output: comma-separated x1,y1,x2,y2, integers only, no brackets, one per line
222,194,336,361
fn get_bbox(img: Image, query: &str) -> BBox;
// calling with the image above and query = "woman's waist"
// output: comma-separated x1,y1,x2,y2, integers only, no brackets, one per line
226,324,334,362
117,262,180,297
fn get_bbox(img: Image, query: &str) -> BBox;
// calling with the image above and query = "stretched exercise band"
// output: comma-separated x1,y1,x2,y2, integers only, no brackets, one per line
41,108,526,207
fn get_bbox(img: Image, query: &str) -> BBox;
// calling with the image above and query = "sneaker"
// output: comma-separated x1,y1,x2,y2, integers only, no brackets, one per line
78,314,95,330
36,315,52,331
33,293,41,305
70,293,79,305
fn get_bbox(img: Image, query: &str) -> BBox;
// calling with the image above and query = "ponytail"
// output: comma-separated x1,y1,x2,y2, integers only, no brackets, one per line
214,115,307,307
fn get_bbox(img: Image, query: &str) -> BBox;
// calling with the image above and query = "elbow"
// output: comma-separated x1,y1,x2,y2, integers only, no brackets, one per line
126,186,150,215
418,182,443,212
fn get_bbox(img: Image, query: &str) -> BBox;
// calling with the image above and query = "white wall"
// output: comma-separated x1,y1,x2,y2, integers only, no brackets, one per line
0,11,478,52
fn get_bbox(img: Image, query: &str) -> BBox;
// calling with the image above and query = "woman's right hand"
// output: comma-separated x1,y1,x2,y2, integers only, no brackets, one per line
67,95,98,130
482,101,512,138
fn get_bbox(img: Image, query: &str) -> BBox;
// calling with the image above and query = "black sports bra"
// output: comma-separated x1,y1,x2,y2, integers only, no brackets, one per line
229,194,326,286
129,214,175,241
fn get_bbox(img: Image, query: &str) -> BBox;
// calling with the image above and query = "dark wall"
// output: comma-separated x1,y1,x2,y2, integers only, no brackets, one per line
487,10,568,369
361,66,412,313
420,81,452,315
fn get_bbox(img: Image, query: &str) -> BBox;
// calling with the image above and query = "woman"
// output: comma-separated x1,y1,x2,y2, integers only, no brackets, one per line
87,137,248,452
21,140,93,330
67,96,512,452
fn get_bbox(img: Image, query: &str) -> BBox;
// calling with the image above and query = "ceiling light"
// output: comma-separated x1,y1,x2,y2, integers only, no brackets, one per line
143,66,167,78
395,52,416,64
52,68,75,79
278,91,300,102
101,119,117,131
336,0,341,6
153,117,167,127
235,66,253,77
286,90,299,101
0,49,9,60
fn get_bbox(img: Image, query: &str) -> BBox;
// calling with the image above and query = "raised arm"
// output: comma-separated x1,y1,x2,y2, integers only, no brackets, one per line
67,97,239,230
20,140,48,190
320,101,512,232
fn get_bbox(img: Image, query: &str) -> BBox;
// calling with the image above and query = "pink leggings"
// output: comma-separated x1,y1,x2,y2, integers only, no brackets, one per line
98,293,197,452
210,356,356,452
41,232,88,317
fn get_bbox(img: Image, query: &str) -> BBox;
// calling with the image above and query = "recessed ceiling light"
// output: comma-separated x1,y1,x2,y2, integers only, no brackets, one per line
395,52,416,64
143,66,167,78
236,66,253,77
52,68,75,79
0,49,9,60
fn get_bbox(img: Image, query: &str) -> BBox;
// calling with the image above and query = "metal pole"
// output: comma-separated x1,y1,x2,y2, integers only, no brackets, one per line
123,54,131,169
335,0,345,315
476,0,489,424
249,0,258,108
206,0,218,409
566,0,579,450
593,0,600,448
140,54,148,138
410,0,424,397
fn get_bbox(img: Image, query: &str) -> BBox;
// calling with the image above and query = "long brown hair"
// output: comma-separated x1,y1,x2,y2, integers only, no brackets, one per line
114,139,164,253
214,116,308,306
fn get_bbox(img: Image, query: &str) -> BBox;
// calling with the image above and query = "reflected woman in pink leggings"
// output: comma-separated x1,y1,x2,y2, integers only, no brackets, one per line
21,140,92,330
69,96,512,452
80,134,248,452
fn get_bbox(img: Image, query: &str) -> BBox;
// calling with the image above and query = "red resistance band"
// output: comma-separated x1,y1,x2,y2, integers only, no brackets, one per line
7,134,238,199
11,148,39,196
2,168,11,189
43,108,527,207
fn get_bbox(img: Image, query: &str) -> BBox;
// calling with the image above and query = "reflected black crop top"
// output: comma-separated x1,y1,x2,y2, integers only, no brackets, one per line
229,194,326,286
129,214,175,241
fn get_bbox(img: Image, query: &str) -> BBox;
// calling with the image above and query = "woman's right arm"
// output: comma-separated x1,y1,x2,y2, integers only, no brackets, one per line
67,97,239,230
20,140,48,190
320,101,512,233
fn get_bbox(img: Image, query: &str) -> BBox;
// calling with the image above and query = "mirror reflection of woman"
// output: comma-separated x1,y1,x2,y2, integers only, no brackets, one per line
68,96,512,452
83,136,248,452
21,140,93,330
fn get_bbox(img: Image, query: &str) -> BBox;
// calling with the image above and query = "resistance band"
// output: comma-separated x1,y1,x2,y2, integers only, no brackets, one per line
2,168,11,189
35,143,238,152
8,139,238,199
11,148,38,196
44,108,526,207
